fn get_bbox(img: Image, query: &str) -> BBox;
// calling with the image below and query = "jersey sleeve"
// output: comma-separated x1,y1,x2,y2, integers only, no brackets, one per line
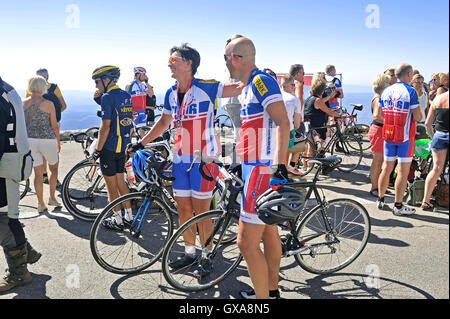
409,87,419,109
334,78,342,89
251,74,282,109
53,85,63,99
100,94,113,120
163,88,172,115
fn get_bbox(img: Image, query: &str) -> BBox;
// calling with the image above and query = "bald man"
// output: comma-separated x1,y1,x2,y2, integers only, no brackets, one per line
377,63,422,216
224,37,290,299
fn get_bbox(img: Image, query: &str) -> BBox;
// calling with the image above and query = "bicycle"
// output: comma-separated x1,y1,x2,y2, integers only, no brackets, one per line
340,104,371,152
214,114,233,139
90,147,176,274
296,119,363,176
161,151,371,292
61,120,173,221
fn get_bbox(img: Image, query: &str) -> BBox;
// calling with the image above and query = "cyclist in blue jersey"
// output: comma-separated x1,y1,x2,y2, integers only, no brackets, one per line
225,37,290,299
91,66,134,230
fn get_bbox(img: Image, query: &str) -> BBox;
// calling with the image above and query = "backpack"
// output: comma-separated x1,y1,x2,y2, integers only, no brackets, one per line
403,178,425,206
44,83,62,122
0,79,18,161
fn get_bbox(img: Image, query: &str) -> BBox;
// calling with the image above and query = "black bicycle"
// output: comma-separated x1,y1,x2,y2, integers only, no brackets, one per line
297,119,363,176
90,147,176,274
161,151,371,292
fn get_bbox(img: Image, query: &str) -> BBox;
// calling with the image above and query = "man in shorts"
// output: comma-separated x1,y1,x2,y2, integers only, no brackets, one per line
225,37,291,299
91,66,134,230
377,63,422,215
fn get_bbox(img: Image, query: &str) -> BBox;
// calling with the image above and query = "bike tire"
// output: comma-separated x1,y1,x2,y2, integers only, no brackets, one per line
62,160,108,221
332,135,363,172
90,192,173,274
19,179,30,200
294,198,371,274
344,124,371,151
161,209,242,292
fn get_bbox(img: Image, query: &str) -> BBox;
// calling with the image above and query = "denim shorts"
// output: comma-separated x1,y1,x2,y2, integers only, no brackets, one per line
430,132,449,151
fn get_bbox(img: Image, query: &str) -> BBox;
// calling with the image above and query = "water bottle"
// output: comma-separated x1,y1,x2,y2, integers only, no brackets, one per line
125,159,135,184
313,131,320,144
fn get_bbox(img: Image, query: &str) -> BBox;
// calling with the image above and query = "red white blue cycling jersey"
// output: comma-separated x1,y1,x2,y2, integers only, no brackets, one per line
236,68,283,162
379,82,419,143
163,78,223,157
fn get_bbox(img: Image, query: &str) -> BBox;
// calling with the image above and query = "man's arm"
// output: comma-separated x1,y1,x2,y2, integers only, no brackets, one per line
266,101,290,165
139,113,172,146
96,120,110,151
222,82,243,98
411,106,422,123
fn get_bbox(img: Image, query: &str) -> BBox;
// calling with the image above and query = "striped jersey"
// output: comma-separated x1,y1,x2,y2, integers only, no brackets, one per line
236,68,283,162
163,78,223,157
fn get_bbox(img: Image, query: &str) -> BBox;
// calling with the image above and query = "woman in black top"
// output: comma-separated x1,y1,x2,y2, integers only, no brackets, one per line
421,91,449,210
303,77,341,161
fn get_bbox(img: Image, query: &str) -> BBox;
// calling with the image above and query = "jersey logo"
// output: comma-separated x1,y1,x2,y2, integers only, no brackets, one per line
120,117,133,126
253,76,268,96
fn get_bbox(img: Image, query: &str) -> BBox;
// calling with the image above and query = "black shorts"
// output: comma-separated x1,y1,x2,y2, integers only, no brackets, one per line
99,149,126,177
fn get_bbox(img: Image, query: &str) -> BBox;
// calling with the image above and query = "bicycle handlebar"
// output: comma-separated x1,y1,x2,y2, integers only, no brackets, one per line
144,149,175,182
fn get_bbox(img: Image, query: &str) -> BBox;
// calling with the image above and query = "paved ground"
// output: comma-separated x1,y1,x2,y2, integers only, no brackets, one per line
1,138,448,299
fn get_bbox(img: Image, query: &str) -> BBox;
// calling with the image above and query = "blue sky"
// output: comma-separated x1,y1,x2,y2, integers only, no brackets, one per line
1,0,448,94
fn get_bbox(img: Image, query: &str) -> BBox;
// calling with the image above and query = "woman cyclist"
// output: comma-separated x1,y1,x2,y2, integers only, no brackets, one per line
127,43,241,276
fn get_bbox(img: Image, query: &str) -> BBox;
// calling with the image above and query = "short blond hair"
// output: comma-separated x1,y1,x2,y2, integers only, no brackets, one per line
28,76,48,95
280,74,294,90
372,74,391,94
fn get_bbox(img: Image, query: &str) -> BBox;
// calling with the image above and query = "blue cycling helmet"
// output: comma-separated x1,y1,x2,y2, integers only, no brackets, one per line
132,150,153,183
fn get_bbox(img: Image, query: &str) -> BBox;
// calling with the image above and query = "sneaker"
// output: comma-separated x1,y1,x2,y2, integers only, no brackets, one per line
168,253,198,270
376,199,385,210
101,218,124,231
48,198,62,207
287,165,303,176
37,205,48,214
239,289,280,299
393,205,416,216
193,258,213,278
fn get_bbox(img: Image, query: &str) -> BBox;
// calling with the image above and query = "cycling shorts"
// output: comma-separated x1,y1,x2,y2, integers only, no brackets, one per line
172,154,218,199
240,160,272,225
99,149,126,176
384,140,414,163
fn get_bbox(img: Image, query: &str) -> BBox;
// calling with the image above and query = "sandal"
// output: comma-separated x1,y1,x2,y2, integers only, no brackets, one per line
369,189,379,197
420,202,434,212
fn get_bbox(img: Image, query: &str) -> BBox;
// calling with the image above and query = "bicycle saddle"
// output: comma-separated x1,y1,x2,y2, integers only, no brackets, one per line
350,104,363,111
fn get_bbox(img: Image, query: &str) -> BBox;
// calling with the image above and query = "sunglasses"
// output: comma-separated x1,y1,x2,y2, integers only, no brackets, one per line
169,56,185,64
224,53,243,61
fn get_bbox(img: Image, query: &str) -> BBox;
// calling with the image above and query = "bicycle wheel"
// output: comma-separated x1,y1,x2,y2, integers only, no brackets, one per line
161,210,242,292
344,124,371,151
296,140,318,176
332,135,362,172
19,179,31,200
294,198,371,274
90,193,173,274
61,160,108,221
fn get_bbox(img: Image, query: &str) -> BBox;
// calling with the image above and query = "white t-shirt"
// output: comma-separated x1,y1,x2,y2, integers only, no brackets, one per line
418,92,428,123
282,91,302,131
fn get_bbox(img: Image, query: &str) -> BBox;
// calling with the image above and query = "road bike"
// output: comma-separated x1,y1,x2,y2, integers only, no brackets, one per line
161,151,371,292
90,147,176,274
296,119,363,176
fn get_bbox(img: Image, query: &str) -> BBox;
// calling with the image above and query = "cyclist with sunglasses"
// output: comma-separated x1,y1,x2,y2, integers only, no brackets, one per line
127,44,241,276
91,66,134,230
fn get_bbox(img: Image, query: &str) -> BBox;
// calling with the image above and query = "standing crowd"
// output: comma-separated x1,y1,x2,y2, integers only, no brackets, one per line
0,35,448,297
